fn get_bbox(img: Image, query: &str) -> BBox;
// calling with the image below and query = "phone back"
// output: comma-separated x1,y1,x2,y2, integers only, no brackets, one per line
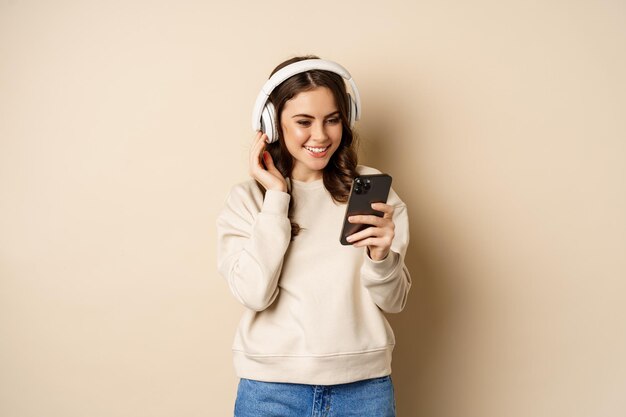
339,174,392,245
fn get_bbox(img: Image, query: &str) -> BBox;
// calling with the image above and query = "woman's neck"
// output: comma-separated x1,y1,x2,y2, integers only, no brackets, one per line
290,168,323,183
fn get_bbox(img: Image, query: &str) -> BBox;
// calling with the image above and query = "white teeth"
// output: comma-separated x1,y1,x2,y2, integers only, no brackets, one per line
305,146,328,153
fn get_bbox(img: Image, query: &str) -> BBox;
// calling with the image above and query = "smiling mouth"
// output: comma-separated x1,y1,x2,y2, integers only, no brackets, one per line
304,146,329,153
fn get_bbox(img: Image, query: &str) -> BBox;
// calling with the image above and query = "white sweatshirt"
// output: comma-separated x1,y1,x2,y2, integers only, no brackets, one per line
216,165,411,385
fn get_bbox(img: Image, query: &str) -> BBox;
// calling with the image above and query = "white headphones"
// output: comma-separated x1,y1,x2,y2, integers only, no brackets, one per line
251,59,362,143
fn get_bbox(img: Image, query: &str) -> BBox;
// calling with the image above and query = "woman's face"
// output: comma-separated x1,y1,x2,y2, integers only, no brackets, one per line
280,86,343,182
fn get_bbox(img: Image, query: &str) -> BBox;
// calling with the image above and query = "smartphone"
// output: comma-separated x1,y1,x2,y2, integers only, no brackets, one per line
339,174,393,245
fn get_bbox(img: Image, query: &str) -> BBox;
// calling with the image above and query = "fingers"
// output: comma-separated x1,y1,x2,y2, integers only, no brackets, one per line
262,150,281,176
347,204,394,223
249,131,269,173
250,131,279,176
345,223,394,244
248,131,288,192
352,237,388,249
346,203,395,245
371,202,395,219
348,214,387,227
348,231,394,257
250,131,267,162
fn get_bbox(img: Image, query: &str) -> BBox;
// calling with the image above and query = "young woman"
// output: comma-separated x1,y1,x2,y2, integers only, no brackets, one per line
217,55,411,417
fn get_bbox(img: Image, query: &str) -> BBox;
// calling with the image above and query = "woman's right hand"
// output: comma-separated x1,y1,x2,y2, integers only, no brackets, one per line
249,131,288,193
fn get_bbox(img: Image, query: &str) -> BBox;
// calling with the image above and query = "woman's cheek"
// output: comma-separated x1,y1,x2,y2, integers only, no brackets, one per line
292,127,309,140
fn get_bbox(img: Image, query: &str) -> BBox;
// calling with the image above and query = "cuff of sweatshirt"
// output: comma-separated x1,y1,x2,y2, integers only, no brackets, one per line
261,190,291,217
361,250,400,282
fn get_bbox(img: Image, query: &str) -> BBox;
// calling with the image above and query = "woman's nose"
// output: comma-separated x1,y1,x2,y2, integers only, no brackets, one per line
311,122,328,140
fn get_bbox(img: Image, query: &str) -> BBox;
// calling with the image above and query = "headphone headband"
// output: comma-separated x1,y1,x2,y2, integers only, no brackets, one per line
251,59,361,132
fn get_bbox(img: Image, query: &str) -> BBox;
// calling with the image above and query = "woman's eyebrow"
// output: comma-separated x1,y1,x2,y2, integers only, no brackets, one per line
292,111,340,119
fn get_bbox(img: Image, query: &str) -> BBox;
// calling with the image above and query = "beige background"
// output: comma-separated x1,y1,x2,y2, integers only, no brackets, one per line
1,0,625,416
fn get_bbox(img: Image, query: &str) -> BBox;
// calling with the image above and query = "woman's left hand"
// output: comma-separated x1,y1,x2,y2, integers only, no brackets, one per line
346,203,395,261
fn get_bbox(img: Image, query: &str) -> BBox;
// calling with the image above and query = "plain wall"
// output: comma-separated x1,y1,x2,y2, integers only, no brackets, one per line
1,1,625,416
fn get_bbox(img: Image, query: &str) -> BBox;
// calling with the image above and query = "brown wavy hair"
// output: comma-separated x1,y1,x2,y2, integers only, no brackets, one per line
257,55,359,238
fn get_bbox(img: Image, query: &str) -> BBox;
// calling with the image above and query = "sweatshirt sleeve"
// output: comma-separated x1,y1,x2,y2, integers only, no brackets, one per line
360,188,412,313
216,184,292,312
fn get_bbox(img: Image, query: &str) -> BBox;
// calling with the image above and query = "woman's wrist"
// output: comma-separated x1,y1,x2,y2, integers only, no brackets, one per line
268,184,288,193
367,247,389,261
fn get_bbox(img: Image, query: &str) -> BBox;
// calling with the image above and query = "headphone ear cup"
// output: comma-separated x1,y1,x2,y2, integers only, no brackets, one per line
261,102,278,143
348,93,357,128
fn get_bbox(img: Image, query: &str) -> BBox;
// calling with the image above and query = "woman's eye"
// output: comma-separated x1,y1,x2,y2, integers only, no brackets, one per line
326,118,340,124
297,120,311,127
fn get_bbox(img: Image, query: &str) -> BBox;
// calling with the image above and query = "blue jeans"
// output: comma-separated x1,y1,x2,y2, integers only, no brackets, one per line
234,375,396,417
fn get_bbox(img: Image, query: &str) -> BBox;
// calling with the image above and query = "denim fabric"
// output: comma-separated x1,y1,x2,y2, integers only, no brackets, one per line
234,375,396,417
